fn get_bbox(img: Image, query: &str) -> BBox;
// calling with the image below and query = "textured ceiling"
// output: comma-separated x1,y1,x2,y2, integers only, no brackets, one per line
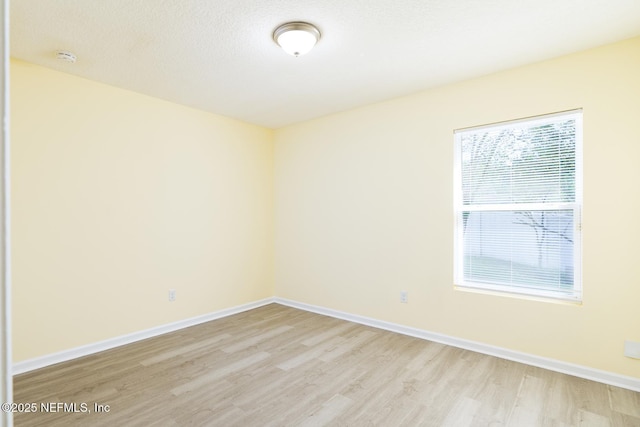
10,0,640,128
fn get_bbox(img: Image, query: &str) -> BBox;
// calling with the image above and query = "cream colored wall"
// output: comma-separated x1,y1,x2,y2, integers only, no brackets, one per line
11,60,274,362
274,37,640,378
12,36,640,378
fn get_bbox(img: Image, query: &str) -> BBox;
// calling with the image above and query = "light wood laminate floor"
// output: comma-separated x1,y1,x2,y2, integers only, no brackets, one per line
13,304,640,426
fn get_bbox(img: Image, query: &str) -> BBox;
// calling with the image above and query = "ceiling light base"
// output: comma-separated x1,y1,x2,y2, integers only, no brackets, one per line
273,22,321,57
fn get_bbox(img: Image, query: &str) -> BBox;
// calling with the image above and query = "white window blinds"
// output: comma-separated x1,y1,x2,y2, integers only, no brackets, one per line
454,110,582,301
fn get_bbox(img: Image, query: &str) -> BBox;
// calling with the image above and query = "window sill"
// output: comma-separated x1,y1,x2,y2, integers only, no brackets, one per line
453,284,583,306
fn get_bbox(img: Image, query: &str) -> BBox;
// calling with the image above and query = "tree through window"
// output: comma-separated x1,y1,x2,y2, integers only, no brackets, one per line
454,110,582,301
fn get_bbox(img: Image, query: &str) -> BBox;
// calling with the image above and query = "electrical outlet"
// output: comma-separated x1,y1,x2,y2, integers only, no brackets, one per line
400,290,408,304
624,340,640,359
168,289,176,302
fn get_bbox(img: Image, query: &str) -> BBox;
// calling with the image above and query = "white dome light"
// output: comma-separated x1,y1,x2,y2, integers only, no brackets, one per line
273,22,321,57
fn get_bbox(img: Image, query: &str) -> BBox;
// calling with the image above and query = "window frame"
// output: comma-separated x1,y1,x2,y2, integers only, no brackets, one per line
453,110,583,302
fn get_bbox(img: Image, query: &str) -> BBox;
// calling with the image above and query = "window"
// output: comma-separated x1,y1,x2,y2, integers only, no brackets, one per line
454,110,582,301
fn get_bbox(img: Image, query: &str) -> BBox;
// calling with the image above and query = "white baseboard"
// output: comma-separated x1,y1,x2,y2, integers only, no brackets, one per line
13,296,640,393
274,297,640,393
12,297,275,375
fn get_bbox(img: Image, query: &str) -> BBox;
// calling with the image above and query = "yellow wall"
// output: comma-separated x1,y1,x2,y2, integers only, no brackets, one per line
11,60,274,362
274,37,640,378
12,37,640,379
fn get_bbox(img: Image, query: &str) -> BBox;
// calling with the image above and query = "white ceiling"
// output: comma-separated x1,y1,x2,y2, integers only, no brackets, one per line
10,0,640,129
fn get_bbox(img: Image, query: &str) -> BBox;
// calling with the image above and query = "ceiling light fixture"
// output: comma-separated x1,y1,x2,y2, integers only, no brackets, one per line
273,22,321,57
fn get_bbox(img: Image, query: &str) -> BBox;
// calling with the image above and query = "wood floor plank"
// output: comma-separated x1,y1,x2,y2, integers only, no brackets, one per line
579,410,612,427
608,385,640,418
12,303,640,426
296,393,353,427
276,335,346,371
440,396,482,427
507,374,549,426
140,333,231,366
170,351,271,396
222,325,293,354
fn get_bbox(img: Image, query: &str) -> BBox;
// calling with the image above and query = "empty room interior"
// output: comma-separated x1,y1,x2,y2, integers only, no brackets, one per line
5,0,640,425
